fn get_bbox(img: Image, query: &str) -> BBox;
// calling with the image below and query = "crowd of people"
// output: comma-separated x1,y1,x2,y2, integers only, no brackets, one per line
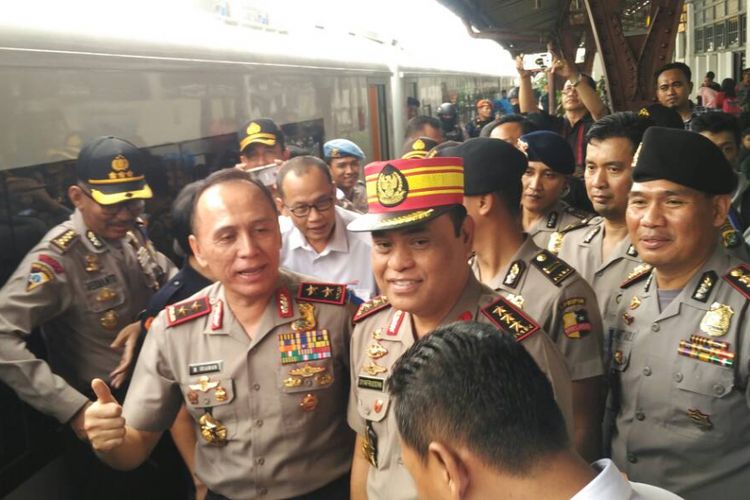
2,53,750,500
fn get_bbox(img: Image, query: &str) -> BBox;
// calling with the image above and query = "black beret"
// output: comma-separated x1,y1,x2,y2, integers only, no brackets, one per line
519,130,574,175
638,103,683,129
633,126,737,194
442,138,528,196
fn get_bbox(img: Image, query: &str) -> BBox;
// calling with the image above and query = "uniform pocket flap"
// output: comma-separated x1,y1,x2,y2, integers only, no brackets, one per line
675,356,734,398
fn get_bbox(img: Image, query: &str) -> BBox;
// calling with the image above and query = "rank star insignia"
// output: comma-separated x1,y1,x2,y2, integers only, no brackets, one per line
629,296,641,310
481,296,540,342
363,361,387,376
699,302,734,337
85,230,104,249
723,264,750,300
166,297,212,327
298,282,347,305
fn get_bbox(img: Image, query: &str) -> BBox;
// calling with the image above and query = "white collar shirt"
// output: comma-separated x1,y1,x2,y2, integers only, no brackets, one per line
280,206,376,301
572,459,683,500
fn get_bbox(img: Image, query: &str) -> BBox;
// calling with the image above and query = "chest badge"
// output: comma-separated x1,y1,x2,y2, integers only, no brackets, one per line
700,302,734,337
292,303,317,332
100,310,118,330
629,296,641,310
367,341,388,359
85,255,101,273
199,412,227,446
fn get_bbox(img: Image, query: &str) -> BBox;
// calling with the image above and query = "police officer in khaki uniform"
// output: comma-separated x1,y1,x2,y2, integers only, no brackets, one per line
85,169,356,500
237,118,290,171
0,136,174,497
345,157,573,500
446,138,605,461
609,127,750,499
557,113,649,347
519,131,595,253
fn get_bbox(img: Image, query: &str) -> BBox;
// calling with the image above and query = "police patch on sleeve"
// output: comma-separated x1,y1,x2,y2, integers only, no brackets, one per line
27,262,55,291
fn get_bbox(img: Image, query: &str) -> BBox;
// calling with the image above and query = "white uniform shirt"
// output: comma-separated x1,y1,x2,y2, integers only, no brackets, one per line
280,206,376,301
572,459,683,500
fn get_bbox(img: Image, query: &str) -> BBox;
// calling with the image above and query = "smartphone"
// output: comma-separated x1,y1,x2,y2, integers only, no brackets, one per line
523,52,552,70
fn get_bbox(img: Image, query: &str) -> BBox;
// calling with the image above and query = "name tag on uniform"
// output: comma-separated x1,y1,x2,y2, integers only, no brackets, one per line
85,274,117,291
189,360,223,376
357,375,386,391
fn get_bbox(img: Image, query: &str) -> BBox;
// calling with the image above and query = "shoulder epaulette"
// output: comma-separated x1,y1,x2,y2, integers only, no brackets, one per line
50,229,79,253
297,282,347,305
166,296,211,327
560,219,591,234
353,296,391,323
620,264,653,288
481,295,541,342
531,250,574,286
723,264,750,300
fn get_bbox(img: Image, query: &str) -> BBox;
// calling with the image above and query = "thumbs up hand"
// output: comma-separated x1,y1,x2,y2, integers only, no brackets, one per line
84,378,126,451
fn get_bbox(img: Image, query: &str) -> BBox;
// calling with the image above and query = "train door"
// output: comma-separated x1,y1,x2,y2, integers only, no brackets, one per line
367,83,390,161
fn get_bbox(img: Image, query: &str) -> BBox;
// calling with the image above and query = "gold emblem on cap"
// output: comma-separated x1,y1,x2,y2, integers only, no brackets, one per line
247,122,261,135
413,139,426,151
111,154,129,172
700,302,734,337
376,165,408,207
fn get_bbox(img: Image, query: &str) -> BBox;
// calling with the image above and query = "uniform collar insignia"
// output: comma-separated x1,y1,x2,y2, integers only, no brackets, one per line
691,271,717,303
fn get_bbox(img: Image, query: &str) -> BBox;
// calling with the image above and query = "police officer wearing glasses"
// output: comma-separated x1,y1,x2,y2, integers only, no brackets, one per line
0,136,174,498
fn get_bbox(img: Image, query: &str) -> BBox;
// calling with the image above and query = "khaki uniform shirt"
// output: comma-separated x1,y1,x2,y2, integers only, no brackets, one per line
472,236,604,381
124,270,356,499
557,219,643,353
527,200,594,254
347,274,573,500
608,246,750,499
0,209,173,423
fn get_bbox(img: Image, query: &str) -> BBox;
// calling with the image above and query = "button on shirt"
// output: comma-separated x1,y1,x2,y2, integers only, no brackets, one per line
572,459,683,500
123,270,356,499
0,209,174,422
281,206,376,301
610,245,750,499
472,236,605,381
348,274,573,500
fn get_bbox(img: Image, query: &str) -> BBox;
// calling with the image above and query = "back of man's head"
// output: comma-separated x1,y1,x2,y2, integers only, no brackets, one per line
172,180,204,257
586,112,651,152
405,115,441,139
389,321,569,475
691,111,741,146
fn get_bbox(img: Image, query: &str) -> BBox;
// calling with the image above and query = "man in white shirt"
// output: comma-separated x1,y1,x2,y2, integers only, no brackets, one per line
389,321,681,500
277,156,377,301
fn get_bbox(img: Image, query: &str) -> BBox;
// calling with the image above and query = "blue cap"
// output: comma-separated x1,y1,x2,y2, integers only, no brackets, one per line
519,130,574,175
323,139,365,160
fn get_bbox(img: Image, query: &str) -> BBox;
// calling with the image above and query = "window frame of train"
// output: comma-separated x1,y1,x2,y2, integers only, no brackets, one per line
367,81,391,161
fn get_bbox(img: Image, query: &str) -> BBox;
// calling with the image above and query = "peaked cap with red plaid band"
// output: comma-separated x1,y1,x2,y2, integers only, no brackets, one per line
347,157,464,232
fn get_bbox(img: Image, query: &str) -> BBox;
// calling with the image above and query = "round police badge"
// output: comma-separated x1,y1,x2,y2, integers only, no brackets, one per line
376,164,408,207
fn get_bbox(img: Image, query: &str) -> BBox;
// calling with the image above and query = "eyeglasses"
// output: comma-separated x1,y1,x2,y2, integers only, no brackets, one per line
285,197,335,217
80,187,145,215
